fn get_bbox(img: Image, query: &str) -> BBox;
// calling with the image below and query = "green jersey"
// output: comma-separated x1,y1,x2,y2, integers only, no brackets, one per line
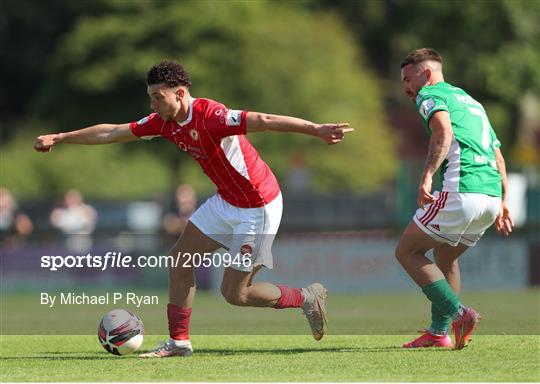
415,82,502,197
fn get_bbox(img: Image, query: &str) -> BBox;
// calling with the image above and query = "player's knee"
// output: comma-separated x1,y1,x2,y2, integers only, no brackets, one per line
220,286,249,306
394,241,411,262
394,244,404,261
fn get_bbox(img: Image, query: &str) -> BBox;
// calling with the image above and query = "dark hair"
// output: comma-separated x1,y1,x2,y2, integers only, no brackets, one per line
146,60,191,88
400,48,443,69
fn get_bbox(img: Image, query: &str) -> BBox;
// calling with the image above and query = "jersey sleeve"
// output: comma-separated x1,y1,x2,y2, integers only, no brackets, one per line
490,127,501,149
129,113,163,140
204,102,248,139
415,90,449,125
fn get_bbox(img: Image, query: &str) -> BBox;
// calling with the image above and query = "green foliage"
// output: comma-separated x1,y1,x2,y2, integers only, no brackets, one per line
26,0,396,196
8,0,537,198
1,126,171,200
318,0,540,147
0,0,112,140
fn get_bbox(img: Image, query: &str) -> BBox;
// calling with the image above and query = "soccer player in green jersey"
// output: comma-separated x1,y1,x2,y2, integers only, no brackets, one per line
396,48,514,349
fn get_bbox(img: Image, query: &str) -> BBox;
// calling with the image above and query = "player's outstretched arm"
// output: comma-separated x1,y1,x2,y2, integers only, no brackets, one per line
417,110,452,207
245,112,354,145
494,147,513,236
34,123,137,152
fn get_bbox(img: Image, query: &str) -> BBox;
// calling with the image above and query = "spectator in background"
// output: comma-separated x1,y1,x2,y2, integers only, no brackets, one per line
163,184,197,236
0,187,33,245
50,189,97,252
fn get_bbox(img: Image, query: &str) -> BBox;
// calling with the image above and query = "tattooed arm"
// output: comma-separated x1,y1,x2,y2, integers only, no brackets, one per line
417,111,453,207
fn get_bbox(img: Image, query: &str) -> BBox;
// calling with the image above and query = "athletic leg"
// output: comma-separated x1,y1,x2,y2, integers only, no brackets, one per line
396,221,468,348
435,243,467,294
395,221,446,287
427,243,468,336
220,266,328,340
140,221,222,357
168,221,222,307
220,265,280,307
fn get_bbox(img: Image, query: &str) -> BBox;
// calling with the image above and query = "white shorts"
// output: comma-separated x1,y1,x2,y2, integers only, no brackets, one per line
189,193,282,272
413,191,501,247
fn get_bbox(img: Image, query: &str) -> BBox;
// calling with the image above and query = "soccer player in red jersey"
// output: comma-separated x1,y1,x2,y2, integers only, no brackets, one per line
34,60,354,357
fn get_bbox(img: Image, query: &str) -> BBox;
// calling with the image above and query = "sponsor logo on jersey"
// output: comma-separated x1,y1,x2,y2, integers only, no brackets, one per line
188,145,201,153
137,116,150,125
215,108,226,124
474,155,488,164
189,129,199,141
226,110,242,127
178,142,187,152
430,224,440,231
419,98,436,119
453,93,481,106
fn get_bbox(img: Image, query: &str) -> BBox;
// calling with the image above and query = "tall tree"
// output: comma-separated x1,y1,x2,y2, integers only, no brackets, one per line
316,0,540,148
8,0,396,197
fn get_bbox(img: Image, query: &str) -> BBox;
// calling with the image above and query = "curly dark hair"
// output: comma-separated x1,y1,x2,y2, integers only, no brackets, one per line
400,48,443,69
146,60,191,88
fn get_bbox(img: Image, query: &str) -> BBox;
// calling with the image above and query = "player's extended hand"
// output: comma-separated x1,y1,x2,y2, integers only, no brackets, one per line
417,175,436,208
34,134,60,152
495,201,514,236
314,123,354,145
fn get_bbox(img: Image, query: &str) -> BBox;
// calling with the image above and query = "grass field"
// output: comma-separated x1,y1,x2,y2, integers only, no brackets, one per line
1,335,539,381
1,290,539,381
2,289,539,335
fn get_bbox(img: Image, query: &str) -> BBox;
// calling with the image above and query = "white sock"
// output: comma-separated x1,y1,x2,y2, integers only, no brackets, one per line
428,327,448,336
300,287,314,310
451,305,466,322
170,338,192,348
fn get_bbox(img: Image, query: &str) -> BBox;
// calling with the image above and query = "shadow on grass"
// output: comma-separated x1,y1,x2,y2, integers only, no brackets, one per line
1,345,454,360
0,355,112,361
193,346,451,355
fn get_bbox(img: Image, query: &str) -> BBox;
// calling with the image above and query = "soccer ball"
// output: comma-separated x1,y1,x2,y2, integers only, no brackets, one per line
98,309,144,355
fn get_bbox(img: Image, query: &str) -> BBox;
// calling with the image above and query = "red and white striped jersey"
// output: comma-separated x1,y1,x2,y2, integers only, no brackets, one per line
130,98,281,208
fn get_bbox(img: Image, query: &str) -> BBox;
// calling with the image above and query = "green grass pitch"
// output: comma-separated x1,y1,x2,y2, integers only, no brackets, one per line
1,335,539,381
1,290,539,381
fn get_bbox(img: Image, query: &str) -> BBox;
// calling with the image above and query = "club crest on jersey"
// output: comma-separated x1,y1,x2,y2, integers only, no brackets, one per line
226,110,242,127
419,98,436,119
240,244,252,256
189,129,199,141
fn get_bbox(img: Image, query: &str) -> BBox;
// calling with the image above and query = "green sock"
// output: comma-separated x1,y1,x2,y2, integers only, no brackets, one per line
429,303,451,335
422,279,462,320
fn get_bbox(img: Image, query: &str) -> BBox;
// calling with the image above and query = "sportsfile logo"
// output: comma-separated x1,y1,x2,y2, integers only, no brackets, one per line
40,251,252,271
41,252,133,271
